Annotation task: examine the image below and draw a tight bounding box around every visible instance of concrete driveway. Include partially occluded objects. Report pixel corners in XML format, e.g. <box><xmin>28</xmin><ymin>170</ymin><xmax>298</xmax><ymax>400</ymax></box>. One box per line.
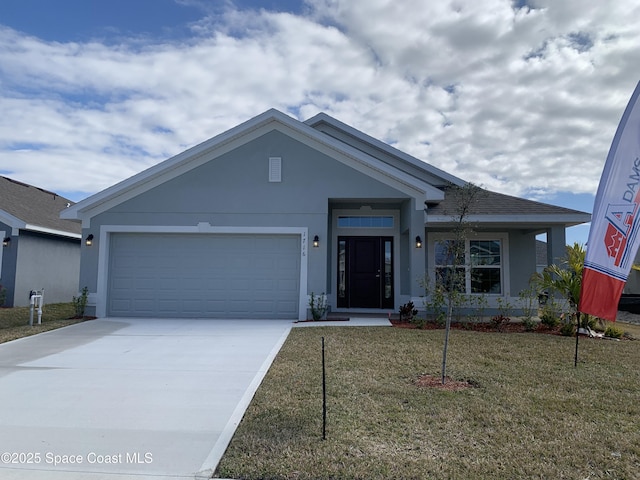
<box><xmin>0</xmin><ymin>318</ymin><xmax>292</xmax><ymax>480</ymax></box>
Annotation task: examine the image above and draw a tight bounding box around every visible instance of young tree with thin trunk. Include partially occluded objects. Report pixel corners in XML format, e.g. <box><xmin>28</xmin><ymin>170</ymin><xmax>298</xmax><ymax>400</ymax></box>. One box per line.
<box><xmin>437</xmin><ymin>183</ymin><xmax>481</xmax><ymax>384</ymax></box>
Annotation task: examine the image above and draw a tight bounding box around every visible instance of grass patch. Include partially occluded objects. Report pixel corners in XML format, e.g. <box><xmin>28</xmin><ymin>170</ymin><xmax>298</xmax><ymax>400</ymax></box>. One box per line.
<box><xmin>216</xmin><ymin>323</ymin><xmax>640</xmax><ymax>480</ymax></box>
<box><xmin>0</xmin><ymin>303</ymin><xmax>85</xmax><ymax>344</ymax></box>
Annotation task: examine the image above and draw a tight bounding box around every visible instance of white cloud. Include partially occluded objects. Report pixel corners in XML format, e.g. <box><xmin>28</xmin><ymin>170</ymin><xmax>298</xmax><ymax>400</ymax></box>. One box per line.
<box><xmin>0</xmin><ymin>0</ymin><xmax>639</xmax><ymax>204</ymax></box>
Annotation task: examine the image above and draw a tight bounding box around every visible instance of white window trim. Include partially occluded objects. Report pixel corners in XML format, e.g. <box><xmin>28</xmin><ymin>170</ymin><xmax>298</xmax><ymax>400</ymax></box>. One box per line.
<box><xmin>95</xmin><ymin>224</ymin><xmax>308</xmax><ymax>320</ymax></box>
<box><xmin>428</xmin><ymin>232</ymin><xmax>510</xmax><ymax>297</ymax></box>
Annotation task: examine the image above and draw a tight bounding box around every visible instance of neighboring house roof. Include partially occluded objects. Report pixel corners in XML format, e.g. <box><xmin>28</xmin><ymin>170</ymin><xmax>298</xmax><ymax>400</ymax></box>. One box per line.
<box><xmin>0</xmin><ymin>176</ymin><xmax>81</xmax><ymax>238</ymax></box>
<box><xmin>426</xmin><ymin>186</ymin><xmax>590</xmax><ymax>227</ymax></box>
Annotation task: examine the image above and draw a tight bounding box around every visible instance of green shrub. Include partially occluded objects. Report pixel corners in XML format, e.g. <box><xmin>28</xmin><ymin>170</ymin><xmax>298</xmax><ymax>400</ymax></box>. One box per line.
<box><xmin>518</xmin><ymin>286</ymin><xmax>537</xmax><ymax>321</ymax></box>
<box><xmin>496</xmin><ymin>297</ymin><xmax>513</xmax><ymax>319</ymax></box>
<box><xmin>560</xmin><ymin>321</ymin><xmax>575</xmax><ymax>336</ymax></box>
<box><xmin>605</xmin><ymin>326</ymin><xmax>623</xmax><ymax>339</ymax></box>
<box><xmin>540</xmin><ymin>310</ymin><xmax>560</xmax><ymax>329</ymax></box>
<box><xmin>410</xmin><ymin>316</ymin><xmax>428</xmax><ymax>329</ymax></box>
<box><xmin>421</xmin><ymin>276</ymin><xmax>447</xmax><ymax>325</ymax></box>
<box><xmin>72</xmin><ymin>286</ymin><xmax>89</xmax><ymax>318</ymax></box>
<box><xmin>468</xmin><ymin>294</ymin><xmax>488</xmax><ymax>323</ymax></box>
<box><xmin>521</xmin><ymin>317</ymin><xmax>537</xmax><ymax>332</ymax></box>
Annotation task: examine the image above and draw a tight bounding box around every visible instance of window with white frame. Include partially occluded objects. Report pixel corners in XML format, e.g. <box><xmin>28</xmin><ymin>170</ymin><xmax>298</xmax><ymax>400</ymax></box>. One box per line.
<box><xmin>432</xmin><ymin>236</ymin><xmax>505</xmax><ymax>294</ymax></box>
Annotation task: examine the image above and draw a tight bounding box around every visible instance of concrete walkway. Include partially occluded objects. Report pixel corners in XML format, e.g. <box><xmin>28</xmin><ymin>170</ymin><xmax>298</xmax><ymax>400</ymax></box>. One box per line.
<box><xmin>293</xmin><ymin>317</ymin><xmax>392</xmax><ymax>328</ymax></box>
<box><xmin>0</xmin><ymin>318</ymin><xmax>292</xmax><ymax>480</ymax></box>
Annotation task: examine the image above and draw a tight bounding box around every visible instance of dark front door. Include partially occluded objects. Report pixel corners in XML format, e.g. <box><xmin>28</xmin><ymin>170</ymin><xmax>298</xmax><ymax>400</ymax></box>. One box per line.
<box><xmin>338</xmin><ymin>236</ymin><xmax>393</xmax><ymax>309</ymax></box>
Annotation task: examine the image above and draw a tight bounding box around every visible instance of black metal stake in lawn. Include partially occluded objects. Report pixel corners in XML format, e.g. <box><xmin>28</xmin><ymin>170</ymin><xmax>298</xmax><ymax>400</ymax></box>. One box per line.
<box><xmin>574</xmin><ymin>312</ymin><xmax>581</xmax><ymax>367</ymax></box>
<box><xmin>322</xmin><ymin>336</ymin><xmax>327</xmax><ymax>440</ymax></box>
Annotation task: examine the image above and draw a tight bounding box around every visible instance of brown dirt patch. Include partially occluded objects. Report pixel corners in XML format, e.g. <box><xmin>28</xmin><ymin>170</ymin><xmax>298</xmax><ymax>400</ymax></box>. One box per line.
<box><xmin>414</xmin><ymin>374</ymin><xmax>476</xmax><ymax>391</ymax></box>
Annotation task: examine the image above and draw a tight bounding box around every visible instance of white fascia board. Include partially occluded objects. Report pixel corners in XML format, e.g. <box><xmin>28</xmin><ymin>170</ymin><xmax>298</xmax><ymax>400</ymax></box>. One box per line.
<box><xmin>24</xmin><ymin>224</ymin><xmax>82</xmax><ymax>239</ymax></box>
<box><xmin>0</xmin><ymin>211</ymin><xmax>81</xmax><ymax>238</ymax></box>
<box><xmin>426</xmin><ymin>213</ymin><xmax>592</xmax><ymax>226</ymax></box>
<box><xmin>305</xmin><ymin>112</ymin><xmax>466</xmax><ymax>187</ymax></box>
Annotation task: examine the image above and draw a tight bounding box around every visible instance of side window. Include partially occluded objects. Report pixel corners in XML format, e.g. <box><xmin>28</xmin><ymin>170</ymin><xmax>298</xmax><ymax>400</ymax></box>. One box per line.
<box><xmin>433</xmin><ymin>238</ymin><xmax>503</xmax><ymax>295</ymax></box>
<box><xmin>470</xmin><ymin>240</ymin><xmax>502</xmax><ymax>294</ymax></box>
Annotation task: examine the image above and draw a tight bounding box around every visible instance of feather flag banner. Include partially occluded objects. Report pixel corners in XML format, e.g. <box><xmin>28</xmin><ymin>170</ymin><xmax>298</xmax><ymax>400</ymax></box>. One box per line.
<box><xmin>579</xmin><ymin>81</ymin><xmax>640</xmax><ymax>321</ymax></box>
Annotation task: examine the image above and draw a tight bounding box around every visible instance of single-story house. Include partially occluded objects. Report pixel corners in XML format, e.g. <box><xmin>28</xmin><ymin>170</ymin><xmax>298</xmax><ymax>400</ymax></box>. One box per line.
<box><xmin>0</xmin><ymin>176</ymin><xmax>81</xmax><ymax>307</ymax></box>
<box><xmin>61</xmin><ymin>109</ymin><xmax>591</xmax><ymax>320</ymax></box>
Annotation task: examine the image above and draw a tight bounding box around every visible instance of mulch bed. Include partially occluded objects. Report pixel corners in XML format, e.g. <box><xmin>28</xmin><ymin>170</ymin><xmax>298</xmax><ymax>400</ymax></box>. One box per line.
<box><xmin>391</xmin><ymin>318</ymin><xmax>551</xmax><ymax>334</ymax></box>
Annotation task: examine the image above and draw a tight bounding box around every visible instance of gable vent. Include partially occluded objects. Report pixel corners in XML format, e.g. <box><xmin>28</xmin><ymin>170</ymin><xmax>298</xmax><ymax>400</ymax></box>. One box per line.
<box><xmin>269</xmin><ymin>157</ymin><xmax>282</xmax><ymax>182</ymax></box>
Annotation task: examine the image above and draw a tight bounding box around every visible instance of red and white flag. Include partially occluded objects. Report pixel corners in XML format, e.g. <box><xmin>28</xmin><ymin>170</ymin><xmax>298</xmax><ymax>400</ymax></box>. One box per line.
<box><xmin>579</xmin><ymin>81</ymin><xmax>640</xmax><ymax>321</ymax></box>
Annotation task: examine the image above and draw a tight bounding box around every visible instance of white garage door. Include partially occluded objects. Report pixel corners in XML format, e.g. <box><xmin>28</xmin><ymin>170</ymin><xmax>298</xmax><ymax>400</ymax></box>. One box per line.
<box><xmin>108</xmin><ymin>233</ymin><xmax>301</xmax><ymax>318</ymax></box>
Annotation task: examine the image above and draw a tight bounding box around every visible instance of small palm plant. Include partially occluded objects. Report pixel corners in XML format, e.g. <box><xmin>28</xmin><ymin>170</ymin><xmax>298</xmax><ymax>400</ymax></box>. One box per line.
<box><xmin>531</xmin><ymin>243</ymin><xmax>584</xmax><ymax>323</ymax></box>
<box><xmin>531</xmin><ymin>243</ymin><xmax>588</xmax><ymax>366</ymax></box>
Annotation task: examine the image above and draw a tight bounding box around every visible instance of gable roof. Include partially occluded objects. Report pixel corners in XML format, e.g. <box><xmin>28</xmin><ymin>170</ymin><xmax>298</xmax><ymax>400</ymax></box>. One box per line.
<box><xmin>62</xmin><ymin>109</ymin><xmax>444</xmax><ymax>224</ymax></box>
<box><xmin>426</xmin><ymin>186</ymin><xmax>591</xmax><ymax>227</ymax></box>
<box><xmin>0</xmin><ymin>176</ymin><xmax>81</xmax><ymax>238</ymax></box>
<box><xmin>60</xmin><ymin>108</ymin><xmax>591</xmax><ymax>230</ymax></box>
<box><xmin>305</xmin><ymin>113</ymin><xmax>590</xmax><ymax>227</ymax></box>
<box><xmin>305</xmin><ymin>112</ymin><xmax>465</xmax><ymax>187</ymax></box>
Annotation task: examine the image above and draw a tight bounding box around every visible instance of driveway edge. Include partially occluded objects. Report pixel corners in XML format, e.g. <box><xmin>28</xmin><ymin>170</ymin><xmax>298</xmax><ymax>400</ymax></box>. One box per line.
<box><xmin>196</xmin><ymin>323</ymin><xmax>293</xmax><ymax>478</ymax></box>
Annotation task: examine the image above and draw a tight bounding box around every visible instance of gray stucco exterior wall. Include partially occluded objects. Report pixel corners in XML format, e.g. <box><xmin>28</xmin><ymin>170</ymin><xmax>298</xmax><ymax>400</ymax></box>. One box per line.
<box><xmin>508</xmin><ymin>231</ymin><xmax>538</xmax><ymax>296</ymax></box>
<box><xmin>80</xmin><ymin>131</ymin><xmax>420</xmax><ymax>317</ymax></box>
<box><xmin>13</xmin><ymin>232</ymin><xmax>81</xmax><ymax>307</ymax></box>
<box><xmin>68</xmin><ymin>111</ymin><xmax>586</xmax><ymax>319</ymax></box>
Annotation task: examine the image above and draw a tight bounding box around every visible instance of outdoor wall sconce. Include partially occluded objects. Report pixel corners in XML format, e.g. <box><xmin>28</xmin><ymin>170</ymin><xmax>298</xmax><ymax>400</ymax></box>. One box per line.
<box><xmin>313</xmin><ymin>235</ymin><xmax>319</xmax><ymax>248</ymax></box>
<box><xmin>415</xmin><ymin>236</ymin><xmax>422</xmax><ymax>248</ymax></box>
<box><xmin>2</xmin><ymin>237</ymin><xmax>10</xmax><ymax>247</ymax></box>
<box><xmin>85</xmin><ymin>234</ymin><xmax>94</xmax><ymax>247</ymax></box>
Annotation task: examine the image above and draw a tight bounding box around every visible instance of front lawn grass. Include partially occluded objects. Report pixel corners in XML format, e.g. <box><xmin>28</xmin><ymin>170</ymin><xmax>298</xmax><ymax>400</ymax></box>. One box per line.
<box><xmin>0</xmin><ymin>302</ymin><xmax>83</xmax><ymax>344</ymax></box>
<box><xmin>216</xmin><ymin>323</ymin><xmax>640</xmax><ymax>480</ymax></box>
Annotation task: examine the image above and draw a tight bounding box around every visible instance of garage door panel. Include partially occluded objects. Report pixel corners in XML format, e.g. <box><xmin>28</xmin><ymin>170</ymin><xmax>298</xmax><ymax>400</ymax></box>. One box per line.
<box><xmin>134</xmin><ymin>299</ymin><xmax>155</xmax><ymax>314</ymax></box>
<box><xmin>278</xmin><ymin>278</ymin><xmax>299</xmax><ymax>291</ymax></box>
<box><xmin>276</xmin><ymin>301</ymin><xmax>297</xmax><ymax>315</ymax></box>
<box><xmin>111</xmin><ymin>299</ymin><xmax>131</xmax><ymax>311</ymax></box>
<box><xmin>254</xmin><ymin>301</ymin><xmax>275</xmax><ymax>313</ymax></box>
<box><xmin>254</xmin><ymin>279</ymin><xmax>274</xmax><ymax>291</ymax></box>
<box><xmin>108</xmin><ymin>233</ymin><xmax>300</xmax><ymax>318</ymax></box>
<box><xmin>158</xmin><ymin>299</ymin><xmax>179</xmax><ymax>312</ymax></box>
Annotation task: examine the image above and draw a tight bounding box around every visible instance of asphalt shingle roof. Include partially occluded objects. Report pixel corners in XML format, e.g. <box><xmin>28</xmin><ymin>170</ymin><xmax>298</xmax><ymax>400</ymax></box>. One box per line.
<box><xmin>0</xmin><ymin>176</ymin><xmax>81</xmax><ymax>236</ymax></box>
<box><xmin>426</xmin><ymin>186</ymin><xmax>590</xmax><ymax>219</ymax></box>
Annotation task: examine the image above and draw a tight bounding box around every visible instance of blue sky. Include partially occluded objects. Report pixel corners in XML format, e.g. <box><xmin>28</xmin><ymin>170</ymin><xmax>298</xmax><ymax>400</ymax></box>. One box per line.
<box><xmin>1</xmin><ymin>0</ymin><xmax>639</xmax><ymax>246</ymax></box>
